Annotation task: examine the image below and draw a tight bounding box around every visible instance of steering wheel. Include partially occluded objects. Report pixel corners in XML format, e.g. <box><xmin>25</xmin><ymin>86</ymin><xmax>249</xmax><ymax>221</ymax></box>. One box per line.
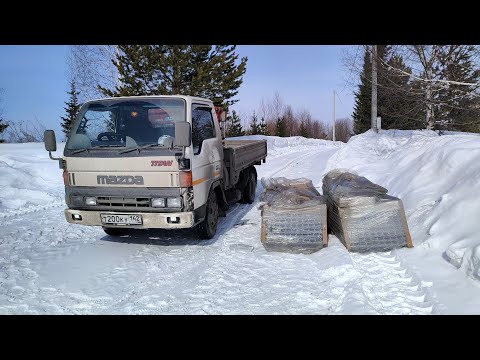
<box><xmin>97</xmin><ymin>132</ymin><xmax>123</xmax><ymax>142</ymax></box>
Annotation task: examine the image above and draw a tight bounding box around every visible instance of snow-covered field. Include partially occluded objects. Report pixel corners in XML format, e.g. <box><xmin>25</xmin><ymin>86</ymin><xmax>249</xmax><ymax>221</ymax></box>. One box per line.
<box><xmin>1</xmin><ymin>132</ymin><xmax>480</xmax><ymax>314</ymax></box>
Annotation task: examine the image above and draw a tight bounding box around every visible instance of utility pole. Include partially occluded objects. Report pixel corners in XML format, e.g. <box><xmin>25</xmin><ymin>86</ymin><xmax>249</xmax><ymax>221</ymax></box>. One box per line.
<box><xmin>371</xmin><ymin>45</ymin><xmax>378</xmax><ymax>133</ymax></box>
<box><xmin>333</xmin><ymin>90</ymin><xmax>336</xmax><ymax>142</ymax></box>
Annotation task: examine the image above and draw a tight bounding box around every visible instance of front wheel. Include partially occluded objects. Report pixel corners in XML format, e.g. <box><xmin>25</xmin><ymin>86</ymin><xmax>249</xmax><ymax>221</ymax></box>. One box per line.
<box><xmin>103</xmin><ymin>227</ymin><xmax>128</xmax><ymax>236</ymax></box>
<box><xmin>197</xmin><ymin>188</ymin><xmax>219</xmax><ymax>239</ymax></box>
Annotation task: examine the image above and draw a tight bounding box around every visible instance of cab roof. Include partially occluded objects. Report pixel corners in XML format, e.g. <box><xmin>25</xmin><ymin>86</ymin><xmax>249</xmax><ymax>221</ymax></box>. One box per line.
<box><xmin>87</xmin><ymin>95</ymin><xmax>213</xmax><ymax>105</ymax></box>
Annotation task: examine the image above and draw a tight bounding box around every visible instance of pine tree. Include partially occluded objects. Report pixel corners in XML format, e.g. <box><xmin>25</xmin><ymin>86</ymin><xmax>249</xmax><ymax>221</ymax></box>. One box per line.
<box><xmin>352</xmin><ymin>50</ymin><xmax>373</xmax><ymax>134</ymax></box>
<box><xmin>259</xmin><ymin>117</ymin><xmax>269</xmax><ymax>135</ymax></box>
<box><xmin>225</xmin><ymin>110</ymin><xmax>244</xmax><ymax>137</ymax></box>
<box><xmin>436</xmin><ymin>45</ymin><xmax>480</xmax><ymax>132</ymax></box>
<box><xmin>353</xmin><ymin>45</ymin><xmax>392</xmax><ymax>134</ymax></box>
<box><xmin>100</xmin><ymin>45</ymin><xmax>247</xmax><ymax>107</ymax></box>
<box><xmin>299</xmin><ymin>121</ymin><xmax>309</xmax><ymax>137</ymax></box>
<box><xmin>353</xmin><ymin>46</ymin><xmax>418</xmax><ymax>134</ymax></box>
<box><xmin>275</xmin><ymin>117</ymin><xmax>287</xmax><ymax>137</ymax></box>
<box><xmin>61</xmin><ymin>79</ymin><xmax>81</xmax><ymax>138</ymax></box>
<box><xmin>380</xmin><ymin>54</ymin><xmax>420</xmax><ymax>130</ymax></box>
<box><xmin>249</xmin><ymin>111</ymin><xmax>260</xmax><ymax>135</ymax></box>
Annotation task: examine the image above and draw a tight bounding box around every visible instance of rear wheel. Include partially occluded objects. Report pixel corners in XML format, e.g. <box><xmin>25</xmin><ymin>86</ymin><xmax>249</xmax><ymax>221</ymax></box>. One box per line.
<box><xmin>102</xmin><ymin>227</ymin><xmax>128</xmax><ymax>236</ymax></box>
<box><xmin>241</xmin><ymin>170</ymin><xmax>257</xmax><ymax>204</ymax></box>
<box><xmin>197</xmin><ymin>188</ymin><xmax>219</xmax><ymax>239</ymax></box>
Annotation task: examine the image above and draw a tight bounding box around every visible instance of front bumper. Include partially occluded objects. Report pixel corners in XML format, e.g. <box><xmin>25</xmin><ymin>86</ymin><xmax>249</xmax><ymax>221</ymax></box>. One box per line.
<box><xmin>64</xmin><ymin>209</ymin><xmax>195</xmax><ymax>229</ymax></box>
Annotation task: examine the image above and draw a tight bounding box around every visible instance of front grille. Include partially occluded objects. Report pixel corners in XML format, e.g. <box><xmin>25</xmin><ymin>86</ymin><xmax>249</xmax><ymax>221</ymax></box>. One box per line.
<box><xmin>96</xmin><ymin>196</ymin><xmax>150</xmax><ymax>208</ymax></box>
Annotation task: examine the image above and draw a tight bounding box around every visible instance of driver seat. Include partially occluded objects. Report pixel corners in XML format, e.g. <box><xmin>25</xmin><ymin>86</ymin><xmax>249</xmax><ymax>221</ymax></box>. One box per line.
<box><xmin>127</xmin><ymin>114</ymin><xmax>157</xmax><ymax>143</ymax></box>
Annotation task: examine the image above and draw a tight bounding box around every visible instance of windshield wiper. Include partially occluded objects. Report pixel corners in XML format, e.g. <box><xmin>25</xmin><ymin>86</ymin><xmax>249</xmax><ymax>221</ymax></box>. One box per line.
<box><xmin>118</xmin><ymin>143</ymin><xmax>164</xmax><ymax>154</ymax></box>
<box><xmin>71</xmin><ymin>145</ymin><xmax>124</xmax><ymax>155</ymax></box>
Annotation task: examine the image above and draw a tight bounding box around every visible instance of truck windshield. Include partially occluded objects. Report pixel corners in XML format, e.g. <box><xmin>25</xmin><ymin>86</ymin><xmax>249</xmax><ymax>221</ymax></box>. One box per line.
<box><xmin>65</xmin><ymin>98</ymin><xmax>186</xmax><ymax>150</ymax></box>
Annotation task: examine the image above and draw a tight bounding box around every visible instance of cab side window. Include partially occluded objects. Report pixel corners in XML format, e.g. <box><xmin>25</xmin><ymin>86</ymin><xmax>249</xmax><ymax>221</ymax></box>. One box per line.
<box><xmin>192</xmin><ymin>107</ymin><xmax>216</xmax><ymax>155</ymax></box>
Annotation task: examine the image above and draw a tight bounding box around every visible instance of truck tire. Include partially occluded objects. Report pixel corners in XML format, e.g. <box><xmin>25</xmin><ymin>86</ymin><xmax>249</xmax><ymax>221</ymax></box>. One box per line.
<box><xmin>197</xmin><ymin>188</ymin><xmax>219</xmax><ymax>239</ymax></box>
<box><xmin>241</xmin><ymin>170</ymin><xmax>257</xmax><ymax>204</ymax></box>
<box><xmin>103</xmin><ymin>227</ymin><xmax>128</xmax><ymax>236</ymax></box>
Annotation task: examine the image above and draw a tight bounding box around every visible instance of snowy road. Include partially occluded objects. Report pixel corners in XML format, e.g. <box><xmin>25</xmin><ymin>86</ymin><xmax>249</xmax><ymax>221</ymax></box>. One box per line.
<box><xmin>0</xmin><ymin>142</ymin><xmax>437</xmax><ymax>314</ymax></box>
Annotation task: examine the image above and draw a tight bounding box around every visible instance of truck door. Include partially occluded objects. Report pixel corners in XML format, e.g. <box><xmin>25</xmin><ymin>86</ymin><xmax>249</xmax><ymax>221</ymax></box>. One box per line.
<box><xmin>191</xmin><ymin>104</ymin><xmax>223</xmax><ymax>209</ymax></box>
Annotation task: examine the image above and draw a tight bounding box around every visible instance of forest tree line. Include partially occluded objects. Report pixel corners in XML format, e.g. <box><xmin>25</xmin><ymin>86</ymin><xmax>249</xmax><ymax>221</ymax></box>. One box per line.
<box><xmin>348</xmin><ymin>45</ymin><xmax>480</xmax><ymax>134</ymax></box>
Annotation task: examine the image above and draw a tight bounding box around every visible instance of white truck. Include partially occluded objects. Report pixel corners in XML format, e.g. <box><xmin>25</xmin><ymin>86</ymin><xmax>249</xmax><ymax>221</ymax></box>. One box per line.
<box><xmin>44</xmin><ymin>95</ymin><xmax>267</xmax><ymax>239</ymax></box>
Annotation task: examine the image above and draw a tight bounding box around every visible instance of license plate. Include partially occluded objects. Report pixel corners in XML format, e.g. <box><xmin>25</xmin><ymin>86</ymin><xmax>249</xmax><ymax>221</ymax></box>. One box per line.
<box><xmin>101</xmin><ymin>214</ymin><xmax>143</xmax><ymax>225</ymax></box>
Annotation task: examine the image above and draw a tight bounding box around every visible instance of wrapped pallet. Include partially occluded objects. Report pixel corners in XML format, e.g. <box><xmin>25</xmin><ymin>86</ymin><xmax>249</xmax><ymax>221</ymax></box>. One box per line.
<box><xmin>259</xmin><ymin>177</ymin><xmax>327</xmax><ymax>254</ymax></box>
<box><xmin>322</xmin><ymin>170</ymin><xmax>413</xmax><ymax>252</ymax></box>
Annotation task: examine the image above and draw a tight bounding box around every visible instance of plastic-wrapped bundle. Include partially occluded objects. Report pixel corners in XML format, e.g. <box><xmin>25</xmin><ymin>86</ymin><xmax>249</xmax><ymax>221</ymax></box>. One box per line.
<box><xmin>322</xmin><ymin>170</ymin><xmax>412</xmax><ymax>252</ymax></box>
<box><xmin>260</xmin><ymin>177</ymin><xmax>327</xmax><ymax>254</ymax></box>
<box><xmin>260</xmin><ymin>177</ymin><xmax>322</xmax><ymax>207</ymax></box>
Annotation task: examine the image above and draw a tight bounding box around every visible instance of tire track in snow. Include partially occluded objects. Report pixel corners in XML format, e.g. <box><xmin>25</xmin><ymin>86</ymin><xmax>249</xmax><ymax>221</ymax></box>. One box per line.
<box><xmin>82</xmin><ymin>202</ymin><xmax>257</xmax><ymax>314</ymax></box>
<box><xmin>0</xmin><ymin>200</ymin><xmax>64</xmax><ymax>219</ymax></box>
<box><xmin>348</xmin><ymin>251</ymin><xmax>437</xmax><ymax>314</ymax></box>
<box><xmin>0</xmin><ymin>192</ymin><xmax>257</xmax><ymax>314</ymax></box>
<box><xmin>264</xmin><ymin>150</ymin><xmax>315</xmax><ymax>178</ymax></box>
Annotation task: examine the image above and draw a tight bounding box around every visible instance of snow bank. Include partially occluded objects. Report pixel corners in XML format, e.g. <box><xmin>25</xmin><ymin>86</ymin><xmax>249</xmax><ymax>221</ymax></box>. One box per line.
<box><xmin>0</xmin><ymin>143</ymin><xmax>65</xmax><ymax>214</ymax></box>
<box><xmin>227</xmin><ymin>135</ymin><xmax>341</xmax><ymax>156</ymax></box>
<box><xmin>325</xmin><ymin>129</ymin><xmax>480</xmax><ymax>280</ymax></box>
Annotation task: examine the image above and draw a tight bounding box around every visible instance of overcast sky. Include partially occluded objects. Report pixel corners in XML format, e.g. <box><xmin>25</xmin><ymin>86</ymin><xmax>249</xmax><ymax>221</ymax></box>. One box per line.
<box><xmin>0</xmin><ymin>45</ymin><xmax>355</xmax><ymax>135</ymax></box>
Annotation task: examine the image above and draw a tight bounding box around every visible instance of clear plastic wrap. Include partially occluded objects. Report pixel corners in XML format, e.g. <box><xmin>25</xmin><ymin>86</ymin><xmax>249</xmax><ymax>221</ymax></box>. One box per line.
<box><xmin>260</xmin><ymin>177</ymin><xmax>322</xmax><ymax>208</ymax></box>
<box><xmin>260</xmin><ymin>177</ymin><xmax>327</xmax><ymax>254</ymax></box>
<box><xmin>322</xmin><ymin>170</ymin><xmax>412</xmax><ymax>252</ymax></box>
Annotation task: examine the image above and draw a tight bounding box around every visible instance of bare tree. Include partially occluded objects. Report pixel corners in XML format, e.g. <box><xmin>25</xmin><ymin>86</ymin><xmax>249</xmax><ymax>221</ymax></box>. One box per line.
<box><xmin>283</xmin><ymin>104</ymin><xmax>296</xmax><ymax>136</ymax></box>
<box><xmin>271</xmin><ymin>91</ymin><xmax>285</xmax><ymax>121</ymax></box>
<box><xmin>4</xmin><ymin>116</ymin><xmax>46</xmax><ymax>143</ymax></box>
<box><xmin>392</xmin><ymin>45</ymin><xmax>480</xmax><ymax>130</ymax></box>
<box><xmin>296</xmin><ymin>108</ymin><xmax>313</xmax><ymax>137</ymax></box>
<box><xmin>257</xmin><ymin>91</ymin><xmax>286</xmax><ymax>136</ymax></box>
<box><xmin>334</xmin><ymin>118</ymin><xmax>353</xmax><ymax>143</ymax></box>
<box><xmin>312</xmin><ymin>121</ymin><xmax>329</xmax><ymax>139</ymax></box>
<box><xmin>341</xmin><ymin>45</ymin><xmax>367</xmax><ymax>90</ymax></box>
<box><xmin>67</xmin><ymin>45</ymin><xmax>119</xmax><ymax>103</ymax></box>
<box><xmin>248</xmin><ymin>92</ymin><xmax>331</xmax><ymax>139</ymax></box>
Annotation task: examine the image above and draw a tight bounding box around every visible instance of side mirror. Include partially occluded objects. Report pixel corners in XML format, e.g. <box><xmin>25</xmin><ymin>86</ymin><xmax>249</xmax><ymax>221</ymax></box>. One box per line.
<box><xmin>44</xmin><ymin>130</ymin><xmax>57</xmax><ymax>152</ymax></box>
<box><xmin>175</xmin><ymin>122</ymin><xmax>191</xmax><ymax>147</ymax></box>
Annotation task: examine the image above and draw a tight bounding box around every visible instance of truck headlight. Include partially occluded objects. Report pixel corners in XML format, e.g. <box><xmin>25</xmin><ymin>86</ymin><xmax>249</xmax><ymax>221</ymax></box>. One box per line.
<box><xmin>151</xmin><ymin>198</ymin><xmax>165</xmax><ymax>208</ymax></box>
<box><xmin>167</xmin><ymin>197</ymin><xmax>182</xmax><ymax>208</ymax></box>
<box><xmin>85</xmin><ymin>197</ymin><xmax>97</xmax><ymax>206</ymax></box>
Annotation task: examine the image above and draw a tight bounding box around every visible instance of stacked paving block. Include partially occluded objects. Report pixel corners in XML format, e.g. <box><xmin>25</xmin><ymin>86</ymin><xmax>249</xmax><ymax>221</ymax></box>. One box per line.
<box><xmin>260</xmin><ymin>177</ymin><xmax>327</xmax><ymax>254</ymax></box>
<box><xmin>322</xmin><ymin>170</ymin><xmax>413</xmax><ymax>252</ymax></box>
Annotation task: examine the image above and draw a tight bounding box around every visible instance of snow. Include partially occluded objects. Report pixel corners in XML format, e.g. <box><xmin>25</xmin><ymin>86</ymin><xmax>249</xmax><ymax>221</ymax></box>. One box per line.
<box><xmin>1</xmin><ymin>132</ymin><xmax>480</xmax><ymax>314</ymax></box>
<box><xmin>0</xmin><ymin>143</ymin><xmax>65</xmax><ymax>215</ymax></box>
<box><xmin>325</xmin><ymin>129</ymin><xmax>480</xmax><ymax>281</ymax></box>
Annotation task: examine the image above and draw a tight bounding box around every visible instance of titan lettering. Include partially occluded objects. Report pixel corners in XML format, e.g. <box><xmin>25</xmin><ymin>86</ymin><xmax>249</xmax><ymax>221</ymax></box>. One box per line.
<box><xmin>151</xmin><ymin>160</ymin><xmax>173</xmax><ymax>167</ymax></box>
<box><xmin>97</xmin><ymin>175</ymin><xmax>144</xmax><ymax>185</ymax></box>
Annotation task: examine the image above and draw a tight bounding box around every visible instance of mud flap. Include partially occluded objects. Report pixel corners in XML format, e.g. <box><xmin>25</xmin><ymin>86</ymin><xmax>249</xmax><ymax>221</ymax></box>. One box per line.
<box><xmin>213</xmin><ymin>183</ymin><xmax>229</xmax><ymax>217</ymax></box>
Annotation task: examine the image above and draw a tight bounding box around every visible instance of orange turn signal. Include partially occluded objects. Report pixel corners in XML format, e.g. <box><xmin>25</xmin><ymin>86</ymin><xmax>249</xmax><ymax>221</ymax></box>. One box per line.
<box><xmin>179</xmin><ymin>171</ymin><xmax>192</xmax><ymax>187</ymax></box>
<box><xmin>63</xmin><ymin>170</ymin><xmax>69</xmax><ymax>186</ymax></box>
